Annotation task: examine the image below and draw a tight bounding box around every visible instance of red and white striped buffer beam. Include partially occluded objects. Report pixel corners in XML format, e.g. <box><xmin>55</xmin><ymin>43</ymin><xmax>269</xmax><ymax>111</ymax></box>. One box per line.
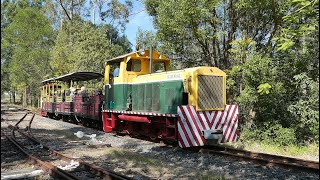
<box><xmin>177</xmin><ymin>105</ymin><xmax>239</xmax><ymax>148</ymax></box>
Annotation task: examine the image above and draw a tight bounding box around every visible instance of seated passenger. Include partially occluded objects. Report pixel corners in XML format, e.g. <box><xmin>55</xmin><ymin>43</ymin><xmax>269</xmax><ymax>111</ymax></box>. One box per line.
<box><xmin>95</xmin><ymin>89</ymin><xmax>102</xmax><ymax>96</ymax></box>
<box><xmin>70</xmin><ymin>87</ymin><xmax>76</xmax><ymax>100</ymax></box>
<box><xmin>66</xmin><ymin>90</ymin><xmax>71</xmax><ymax>96</ymax></box>
<box><xmin>61</xmin><ymin>90</ymin><xmax>65</xmax><ymax>102</ymax></box>
<box><xmin>80</xmin><ymin>86</ymin><xmax>89</xmax><ymax>101</ymax></box>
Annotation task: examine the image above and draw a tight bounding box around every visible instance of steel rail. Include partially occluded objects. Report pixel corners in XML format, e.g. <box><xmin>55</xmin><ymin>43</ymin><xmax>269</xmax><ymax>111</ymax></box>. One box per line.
<box><xmin>199</xmin><ymin>145</ymin><xmax>319</xmax><ymax>172</ymax></box>
<box><xmin>2</xmin><ymin>129</ymin><xmax>79</xmax><ymax>180</ymax></box>
<box><xmin>5</xmin><ymin>116</ymin><xmax>132</xmax><ymax>180</ymax></box>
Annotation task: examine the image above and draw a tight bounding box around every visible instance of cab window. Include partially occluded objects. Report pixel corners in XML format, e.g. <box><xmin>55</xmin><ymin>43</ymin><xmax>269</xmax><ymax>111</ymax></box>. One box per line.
<box><xmin>153</xmin><ymin>61</ymin><xmax>166</xmax><ymax>72</ymax></box>
<box><xmin>126</xmin><ymin>59</ymin><xmax>141</xmax><ymax>72</ymax></box>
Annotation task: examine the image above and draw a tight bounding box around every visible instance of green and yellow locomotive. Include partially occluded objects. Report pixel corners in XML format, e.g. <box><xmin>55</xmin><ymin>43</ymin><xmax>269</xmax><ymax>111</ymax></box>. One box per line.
<box><xmin>102</xmin><ymin>50</ymin><xmax>238</xmax><ymax>148</ymax></box>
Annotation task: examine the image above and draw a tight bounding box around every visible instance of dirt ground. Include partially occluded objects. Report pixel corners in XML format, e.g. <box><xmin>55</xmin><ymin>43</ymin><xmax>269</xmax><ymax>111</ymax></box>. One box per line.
<box><xmin>1</xmin><ymin>103</ymin><xmax>319</xmax><ymax>180</ymax></box>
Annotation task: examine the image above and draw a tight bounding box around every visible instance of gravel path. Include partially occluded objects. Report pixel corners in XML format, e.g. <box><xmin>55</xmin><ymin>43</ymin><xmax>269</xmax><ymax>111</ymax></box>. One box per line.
<box><xmin>1</xmin><ymin>104</ymin><xmax>319</xmax><ymax>180</ymax></box>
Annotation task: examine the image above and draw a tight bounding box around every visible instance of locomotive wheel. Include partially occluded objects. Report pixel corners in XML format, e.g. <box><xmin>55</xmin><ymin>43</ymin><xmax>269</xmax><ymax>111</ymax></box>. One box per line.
<box><xmin>54</xmin><ymin>113</ymin><xmax>62</xmax><ymax>120</ymax></box>
<box><xmin>47</xmin><ymin>113</ymin><xmax>54</xmax><ymax>119</ymax></box>
<box><xmin>150</xmin><ymin>137</ymin><xmax>157</xmax><ymax>141</ymax></box>
<box><xmin>82</xmin><ymin>119</ymin><xmax>91</xmax><ymax>127</ymax></box>
<box><xmin>73</xmin><ymin>115</ymin><xmax>81</xmax><ymax>124</ymax></box>
<box><xmin>62</xmin><ymin>115</ymin><xmax>68</xmax><ymax>122</ymax></box>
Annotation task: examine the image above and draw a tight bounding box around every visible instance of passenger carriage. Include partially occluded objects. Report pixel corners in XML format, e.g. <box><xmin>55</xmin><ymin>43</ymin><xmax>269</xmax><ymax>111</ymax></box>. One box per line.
<box><xmin>40</xmin><ymin>72</ymin><xmax>104</xmax><ymax>126</ymax></box>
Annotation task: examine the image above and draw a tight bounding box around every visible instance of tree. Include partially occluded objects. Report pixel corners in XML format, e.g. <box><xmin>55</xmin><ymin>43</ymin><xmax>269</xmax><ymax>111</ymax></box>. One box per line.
<box><xmin>51</xmin><ymin>20</ymin><xmax>131</xmax><ymax>76</ymax></box>
<box><xmin>98</xmin><ymin>0</ymin><xmax>133</xmax><ymax>31</ymax></box>
<box><xmin>97</xmin><ymin>24</ymin><xmax>132</xmax><ymax>53</ymax></box>
<box><xmin>135</xmin><ymin>27</ymin><xmax>158</xmax><ymax>50</ymax></box>
<box><xmin>145</xmin><ymin>0</ymin><xmax>319</xmax><ymax>145</ymax></box>
<box><xmin>145</xmin><ymin>0</ymin><xmax>225</xmax><ymax>68</ymax></box>
<box><xmin>3</xmin><ymin>7</ymin><xmax>54</xmax><ymax>106</ymax></box>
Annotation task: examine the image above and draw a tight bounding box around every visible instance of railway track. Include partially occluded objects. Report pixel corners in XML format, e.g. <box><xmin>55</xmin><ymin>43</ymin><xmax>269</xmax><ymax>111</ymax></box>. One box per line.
<box><xmin>3</xmin><ymin>106</ymin><xmax>319</xmax><ymax>175</ymax></box>
<box><xmin>198</xmin><ymin>145</ymin><xmax>319</xmax><ymax>173</ymax></box>
<box><xmin>2</xmin><ymin>113</ymin><xmax>132</xmax><ymax>180</ymax></box>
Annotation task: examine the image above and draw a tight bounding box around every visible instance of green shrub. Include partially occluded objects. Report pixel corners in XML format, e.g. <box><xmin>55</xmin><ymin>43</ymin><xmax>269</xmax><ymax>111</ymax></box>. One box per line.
<box><xmin>240</xmin><ymin>124</ymin><xmax>296</xmax><ymax>146</ymax></box>
<box><xmin>272</xmin><ymin>125</ymin><xmax>296</xmax><ymax>146</ymax></box>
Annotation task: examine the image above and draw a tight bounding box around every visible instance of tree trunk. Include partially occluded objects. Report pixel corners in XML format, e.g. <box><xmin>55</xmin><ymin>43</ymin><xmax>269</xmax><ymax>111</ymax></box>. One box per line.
<box><xmin>23</xmin><ymin>88</ymin><xmax>27</xmax><ymax>107</ymax></box>
<box><xmin>70</xmin><ymin>0</ymin><xmax>73</xmax><ymax>20</ymax></box>
<box><xmin>93</xmin><ymin>0</ymin><xmax>97</xmax><ymax>24</ymax></box>
<box><xmin>20</xmin><ymin>93</ymin><xmax>22</xmax><ymax>105</ymax></box>
<box><xmin>12</xmin><ymin>91</ymin><xmax>16</xmax><ymax>104</ymax></box>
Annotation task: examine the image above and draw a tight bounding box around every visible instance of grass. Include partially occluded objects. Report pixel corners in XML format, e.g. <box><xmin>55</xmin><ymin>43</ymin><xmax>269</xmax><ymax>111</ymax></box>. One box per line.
<box><xmin>227</xmin><ymin>141</ymin><xmax>319</xmax><ymax>161</ymax></box>
<box><xmin>103</xmin><ymin>148</ymin><xmax>224</xmax><ymax>179</ymax></box>
<box><xmin>1</xmin><ymin>95</ymin><xmax>40</xmax><ymax>113</ymax></box>
<box><xmin>196</xmin><ymin>173</ymin><xmax>226</xmax><ymax>180</ymax></box>
<box><xmin>108</xmin><ymin>149</ymin><xmax>159</xmax><ymax>166</ymax></box>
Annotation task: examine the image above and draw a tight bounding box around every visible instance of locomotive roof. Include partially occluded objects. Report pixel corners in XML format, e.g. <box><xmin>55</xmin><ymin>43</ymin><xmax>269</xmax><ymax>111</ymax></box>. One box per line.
<box><xmin>41</xmin><ymin>72</ymin><xmax>103</xmax><ymax>84</ymax></box>
<box><xmin>105</xmin><ymin>50</ymin><xmax>169</xmax><ymax>63</ymax></box>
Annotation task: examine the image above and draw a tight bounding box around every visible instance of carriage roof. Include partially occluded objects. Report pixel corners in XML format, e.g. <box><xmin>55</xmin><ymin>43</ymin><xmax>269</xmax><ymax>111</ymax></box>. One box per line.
<box><xmin>41</xmin><ymin>72</ymin><xmax>103</xmax><ymax>84</ymax></box>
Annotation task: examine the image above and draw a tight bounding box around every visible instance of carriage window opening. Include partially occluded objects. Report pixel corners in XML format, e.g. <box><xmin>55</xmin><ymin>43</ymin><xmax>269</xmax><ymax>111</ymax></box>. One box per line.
<box><xmin>153</xmin><ymin>62</ymin><xmax>166</xmax><ymax>73</ymax></box>
<box><xmin>126</xmin><ymin>59</ymin><xmax>141</xmax><ymax>72</ymax></box>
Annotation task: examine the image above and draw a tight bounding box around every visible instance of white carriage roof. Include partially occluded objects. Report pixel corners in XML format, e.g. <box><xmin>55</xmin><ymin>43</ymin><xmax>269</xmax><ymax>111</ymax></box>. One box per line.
<box><xmin>41</xmin><ymin>72</ymin><xmax>103</xmax><ymax>84</ymax></box>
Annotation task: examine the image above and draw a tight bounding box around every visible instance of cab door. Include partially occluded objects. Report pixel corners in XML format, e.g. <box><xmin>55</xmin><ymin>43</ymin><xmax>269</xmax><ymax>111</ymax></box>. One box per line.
<box><xmin>103</xmin><ymin>64</ymin><xmax>112</xmax><ymax>109</ymax></box>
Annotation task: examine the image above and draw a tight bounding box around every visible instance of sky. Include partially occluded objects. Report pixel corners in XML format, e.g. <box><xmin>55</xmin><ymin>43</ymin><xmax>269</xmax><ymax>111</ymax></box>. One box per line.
<box><xmin>85</xmin><ymin>0</ymin><xmax>155</xmax><ymax>50</ymax></box>
<box><xmin>124</xmin><ymin>0</ymin><xmax>155</xmax><ymax>49</ymax></box>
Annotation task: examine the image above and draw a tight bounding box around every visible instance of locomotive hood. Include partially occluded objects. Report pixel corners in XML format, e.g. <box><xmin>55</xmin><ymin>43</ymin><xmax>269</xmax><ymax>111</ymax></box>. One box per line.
<box><xmin>132</xmin><ymin>66</ymin><xmax>227</xmax><ymax>111</ymax></box>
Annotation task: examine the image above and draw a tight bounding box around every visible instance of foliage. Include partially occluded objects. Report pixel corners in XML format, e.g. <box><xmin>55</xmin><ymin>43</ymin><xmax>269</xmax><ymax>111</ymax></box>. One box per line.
<box><xmin>145</xmin><ymin>0</ymin><xmax>224</xmax><ymax>68</ymax></box>
<box><xmin>1</xmin><ymin>0</ymin><xmax>132</xmax><ymax>105</ymax></box>
<box><xmin>228</xmin><ymin>49</ymin><xmax>318</xmax><ymax>144</ymax></box>
<box><xmin>98</xmin><ymin>24</ymin><xmax>132</xmax><ymax>53</ymax></box>
<box><xmin>1</xmin><ymin>0</ymin><xmax>44</xmax><ymax>97</ymax></box>
<box><xmin>257</xmin><ymin>83</ymin><xmax>272</xmax><ymax>95</ymax></box>
<box><xmin>51</xmin><ymin>20</ymin><xmax>131</xmax><ymax>76</ymax></box>
<box><xmin>288</xmin><ymin>73</ymin><xmax>319</xmax><ymax>143</ymax></box>
<box><xmin>136</xmin><ymin>27</ymin><xmax>158</xmax><ymax>50</ymax></box>
<box><xmin>237</xmin><ymin>134</ymin><xmax>319</xmax><ymax>159</ymax></box>
<box><xmin>240</xmin><ymin>124</ymin><xmax>296</xmax><ymax>146</ymax></box>
<box><xmin>99</xmin><ymin>0</ymin><xmax>133</xmax><ymax>31</ymax></box>
<box><xmin>2</xmin><ymin>6</ymin><xmax>53</xmax><ymax>105</ymax></box>
<box><xmin>273</xmin><ymin>0</ymin><xmax>318</xmax><ymax>51</ymax></box>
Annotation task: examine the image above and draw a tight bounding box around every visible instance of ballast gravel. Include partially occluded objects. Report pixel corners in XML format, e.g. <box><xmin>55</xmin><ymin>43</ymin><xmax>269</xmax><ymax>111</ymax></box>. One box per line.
<box><xmin>1</xmin><ymin>104</ymin><xmax>319</xmax><ymax>180</ymax></box>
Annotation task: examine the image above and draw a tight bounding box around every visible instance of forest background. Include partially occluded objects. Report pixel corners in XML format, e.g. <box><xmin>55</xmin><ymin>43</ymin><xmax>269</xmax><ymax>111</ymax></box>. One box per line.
<box><xmin>1</xmin><ymin>0</ymin><xmax>319</xmax><ymax>155</ymax></box>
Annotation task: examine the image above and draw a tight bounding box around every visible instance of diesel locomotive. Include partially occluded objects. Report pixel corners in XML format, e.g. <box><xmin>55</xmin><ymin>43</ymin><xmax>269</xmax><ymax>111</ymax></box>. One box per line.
<box><xmin>40</xmin><ymin>50</ymin><xmax>239</xmax><ymax>148</ymax></box>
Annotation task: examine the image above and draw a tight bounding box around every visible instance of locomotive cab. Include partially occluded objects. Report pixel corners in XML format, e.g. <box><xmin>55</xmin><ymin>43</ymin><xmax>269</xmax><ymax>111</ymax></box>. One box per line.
<box><xmin>104</xmin><ymin>50</ymin><xmax>171</xmax><ymax>111</ymax></box>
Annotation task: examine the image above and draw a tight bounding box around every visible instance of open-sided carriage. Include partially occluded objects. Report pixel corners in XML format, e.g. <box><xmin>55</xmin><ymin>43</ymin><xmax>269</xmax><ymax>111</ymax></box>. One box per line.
<box><xmin>40</xmin><ymin>72</ymin><xmax>104</xmax><ymax>126</ymax></box>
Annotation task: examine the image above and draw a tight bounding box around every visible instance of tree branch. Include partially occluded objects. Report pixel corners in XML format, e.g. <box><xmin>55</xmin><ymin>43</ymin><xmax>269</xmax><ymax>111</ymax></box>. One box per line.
<box><xmin>56</xmin><ymin>0</ymin><xmax>72</xmax><ymax>20</ymax></box>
